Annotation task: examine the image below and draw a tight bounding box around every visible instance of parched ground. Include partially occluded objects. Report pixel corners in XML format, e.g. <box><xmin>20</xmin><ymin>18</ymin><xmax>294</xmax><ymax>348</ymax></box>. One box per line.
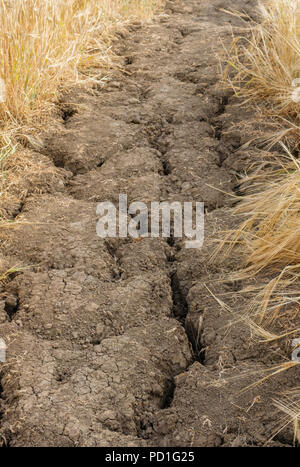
<box><xmin>0</xmin><ymin>0</ymin><xmax>299</xmax><ymax>447</ymax></box>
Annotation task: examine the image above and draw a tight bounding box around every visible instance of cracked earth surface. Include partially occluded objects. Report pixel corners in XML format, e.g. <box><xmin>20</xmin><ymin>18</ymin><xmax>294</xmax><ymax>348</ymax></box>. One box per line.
<box><xmin>0</xmin><ymin>0</ymin><xmax>299</xmax><ymax>447</ymax></box>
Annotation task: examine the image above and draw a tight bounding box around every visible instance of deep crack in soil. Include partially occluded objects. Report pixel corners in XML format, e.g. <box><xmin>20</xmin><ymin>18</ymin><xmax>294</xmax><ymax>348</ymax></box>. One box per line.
<box><xmin>0</xmin><ymin>0</ymin><xmax>299</xmax><ymax>447</ymax></box>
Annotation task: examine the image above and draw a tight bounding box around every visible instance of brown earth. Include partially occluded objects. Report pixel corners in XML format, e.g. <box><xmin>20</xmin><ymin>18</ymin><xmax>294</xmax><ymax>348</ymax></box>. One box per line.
<box><xmin>0</xmin><ymin>0</ymin><xmax>299</xmax><ymax>447</ymax></box>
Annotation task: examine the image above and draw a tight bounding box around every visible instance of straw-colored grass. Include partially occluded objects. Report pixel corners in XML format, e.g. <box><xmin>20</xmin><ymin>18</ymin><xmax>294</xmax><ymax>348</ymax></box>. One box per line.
<box><xmin>223</xmin><ymin>0</ymin><xmax>300</xmax><ymax>336</ymax></box>
<box><xmin>0</xmin><ymin>0</ymin><xmax>164</xmax><ymax>127</ymax></box>
<box><xmin>226</xmin><ymin>0</ymin><xmax>300</xmax><ymax>116</ymax></box>
<box><xmin>223</xmin><ymin>0</ymin><xmax>300</xmax><ymax>441</ymax></box>
<box><xmin>273</xmin><ymin>392</ymin><xmax>300</xmax><ymax>444</ymax></box>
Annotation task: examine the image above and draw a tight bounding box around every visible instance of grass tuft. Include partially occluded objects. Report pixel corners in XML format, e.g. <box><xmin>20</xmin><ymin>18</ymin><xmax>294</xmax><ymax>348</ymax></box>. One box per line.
<box><xmin>0</xmin><ymin>0</ymin><xmax>165</xmax><ymax>126</ymax></box>
<box><xmin>222</xmin><ymin>0</ymin><xmax>300</xmax><ymax>441</ymax></box>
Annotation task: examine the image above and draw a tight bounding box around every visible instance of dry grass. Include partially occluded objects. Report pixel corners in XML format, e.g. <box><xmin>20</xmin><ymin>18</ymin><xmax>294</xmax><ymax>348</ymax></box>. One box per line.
<box><xmin>0</xmin><ymin>0</ymin><xmax>164</xmax><ymax>127</ymax></box>
<box><xmin>225</xmin><ymin>147</ymin><xmax>300</xmax><ymax>273</ymax></box>
<box><xmin>225</xmin><ymin>1</ymin><xmax>300</xmax><ymax>116</ymax></box>
<box><xmin>224</xmin><ymin>0</ymin><xmax>300</xmax><ymax>150</ymax></box>
<box><xmin>273</xmin><ymin>393</ymin><xmax>300</xmax><ymax>444</ymax></box>
<box><xmin>222</xmin><ymin>0</ymin><xmax>300</xmax><ymax>441</ymax></box>
<box><xmin>223</xmin><ymin>0</ymin><xmax>300</xmax><ymax>333</ymax></box>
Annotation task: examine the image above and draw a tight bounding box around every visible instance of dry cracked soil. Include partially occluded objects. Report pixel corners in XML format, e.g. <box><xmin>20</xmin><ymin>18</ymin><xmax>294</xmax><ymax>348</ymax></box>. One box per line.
<box><xmin>0</xmin><ymin>0</ymin><xmax>299</xmax><ymax>447</ymax></box>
